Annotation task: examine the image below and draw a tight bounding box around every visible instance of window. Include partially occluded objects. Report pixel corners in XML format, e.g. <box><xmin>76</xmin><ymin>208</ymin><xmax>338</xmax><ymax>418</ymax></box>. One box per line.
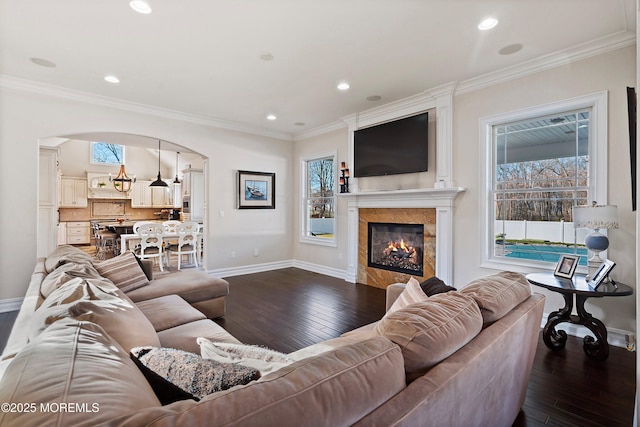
<box><xmin>91</xmin><ymin>142</ymin><xmax>125</xmax><ymax>165</ymax></box>
<box><xmin>480</xmin><ymin>93</ymin><xmax>607</xmax><ymax>270</ymax></box>
<box><xmin>301</xmin><ymin>154</ymin><xmax>336</xmax><ymax>246</ymax></box>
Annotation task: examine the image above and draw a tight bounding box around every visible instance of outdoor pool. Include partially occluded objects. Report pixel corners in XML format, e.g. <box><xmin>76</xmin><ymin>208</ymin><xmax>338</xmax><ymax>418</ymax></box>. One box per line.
<box><xmin>502</xmin><ymin>244</ymin><xmax>588</xmax><ymax>265</ymax></box>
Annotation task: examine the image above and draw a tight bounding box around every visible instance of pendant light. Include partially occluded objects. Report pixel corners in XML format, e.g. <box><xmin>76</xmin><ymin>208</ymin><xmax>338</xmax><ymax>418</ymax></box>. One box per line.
<box><xmin>110</xmin><ymin>164</ymin><xmax>136</xmax><ymax>193</ymax></box>
<box><xmin>173</xmin><ymin>152</ymin><xmax>181</xmax><ymax>185</ymax></box>
<box><xmin>150</xmin><ymin>140</ymin><xmax>169</xmax><ymax>187</ymax></box>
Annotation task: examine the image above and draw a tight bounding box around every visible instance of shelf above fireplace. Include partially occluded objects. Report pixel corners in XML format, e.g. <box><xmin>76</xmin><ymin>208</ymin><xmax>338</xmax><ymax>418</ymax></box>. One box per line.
<box><xmin>339</xmin><ymin>187</ymin><xmax>465</xmax><ymax>209</ymax></box>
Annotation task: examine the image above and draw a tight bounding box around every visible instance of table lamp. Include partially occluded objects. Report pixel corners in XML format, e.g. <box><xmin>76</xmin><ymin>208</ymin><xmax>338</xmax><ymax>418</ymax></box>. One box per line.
<box><xmin>572</xmin><ymin>203</ymin><xmax>618</xmax><ymax>271</ymax></box>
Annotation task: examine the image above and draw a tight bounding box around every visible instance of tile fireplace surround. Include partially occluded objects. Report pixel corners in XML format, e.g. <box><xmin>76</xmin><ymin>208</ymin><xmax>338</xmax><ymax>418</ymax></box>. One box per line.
<box><xmin>341</xmin><ymin>187</ymin><xmax>465</xmax><ymax>288</ymax></box>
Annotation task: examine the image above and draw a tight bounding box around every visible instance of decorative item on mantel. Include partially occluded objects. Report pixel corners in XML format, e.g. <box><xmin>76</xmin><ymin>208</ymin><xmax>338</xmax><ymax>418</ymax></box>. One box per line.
<box><xmin>109</xmin><ymin>164</ymin><xmax>136</xmax><ymax>193</ymax></box>
<box><xmin>340</xmin><ymin>162</ymin><xmax>350</xmax><ymax>193</ymax></box>
<box><xmin>572</xmin><ymin>202</ymin><xmax>618</xmax><ymax>274</ymax></box>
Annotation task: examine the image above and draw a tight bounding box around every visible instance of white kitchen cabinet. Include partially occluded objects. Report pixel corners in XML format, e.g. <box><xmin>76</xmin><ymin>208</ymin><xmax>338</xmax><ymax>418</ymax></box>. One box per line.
<box><xmin>182</xmin><ymin>168</ymin><xmax>203</xmax><ymax>221</ymax></box>
<box><xmin>152</xmin><ymin>184</ymin><xmax>173</xmax><ymax>207</ymax></box>
<box><xmin>131</xmin><ymin>180</ymin><xmax>153</xmax><ymax>208</ymax></box>
<box><xmin>65</xmin><ymin>221</ymin><xmax>90</xmax><ymax>244</ymax></box>
<box><xmin>59</xmin><ymin>177</ymin><xmax>88</xmax><ymax>207</ymax></box>
<box><xmin>57</xmin><ymin>222</ymin><xmax>67</xmax><ymax>245</ymax></box>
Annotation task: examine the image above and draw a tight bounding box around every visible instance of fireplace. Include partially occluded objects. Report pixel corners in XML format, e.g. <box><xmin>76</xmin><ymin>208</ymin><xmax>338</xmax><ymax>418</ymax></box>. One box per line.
<box><xmin>368</xmin><ymin>222</ymin><xmax>424</xmax><ymax>276</ymax></box>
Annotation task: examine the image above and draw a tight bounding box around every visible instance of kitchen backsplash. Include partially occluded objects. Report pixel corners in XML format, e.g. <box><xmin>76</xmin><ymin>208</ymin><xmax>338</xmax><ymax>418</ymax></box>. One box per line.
<box><xmin>59</xmin><ymin>199</ymin><xmax>178</xmax><ymax>222</ymax></box>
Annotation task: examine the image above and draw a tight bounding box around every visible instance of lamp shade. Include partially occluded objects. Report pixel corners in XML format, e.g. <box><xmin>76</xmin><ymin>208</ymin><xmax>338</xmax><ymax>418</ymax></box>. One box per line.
<box><xmin>572</xmin><ymin>204</ymin><xmax>618</xmax><ymax>230</ymax></box>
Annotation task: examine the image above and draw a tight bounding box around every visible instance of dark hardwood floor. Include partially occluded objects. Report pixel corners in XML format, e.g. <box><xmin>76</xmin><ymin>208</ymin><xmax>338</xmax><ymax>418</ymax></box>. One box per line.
<box><xmin>0</xmin><ymin>267</ymin><xmax>635</xmax><ymax>426</ymax></box>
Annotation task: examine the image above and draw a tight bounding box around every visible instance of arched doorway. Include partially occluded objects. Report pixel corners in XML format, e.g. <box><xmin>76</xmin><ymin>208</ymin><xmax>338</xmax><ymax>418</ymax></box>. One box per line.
<box><xmin>38</xmin><ymin>132</ymin><xmax>208</xmax><ymax>269</ymax></box>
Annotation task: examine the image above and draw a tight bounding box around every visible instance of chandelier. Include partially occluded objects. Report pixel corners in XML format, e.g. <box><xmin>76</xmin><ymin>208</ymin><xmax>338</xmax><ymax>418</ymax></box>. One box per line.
<box><xmin>110</xmin><ymin>164</ymin><xmax>136</xmax><ymax>193</ymax></box>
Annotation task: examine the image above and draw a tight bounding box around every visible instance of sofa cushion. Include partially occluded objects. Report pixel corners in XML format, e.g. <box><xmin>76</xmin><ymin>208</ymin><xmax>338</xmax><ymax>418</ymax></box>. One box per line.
<box><xmin>420</xmin><ymin>276</ymin><xmax>457</xmax><ymax>296</ymax></box>
<box><xmin>29</xmin><ymin>276</ymin><xmax>160</xmax><ymax>351</ymax></box>
<box><xmin>44</xmin><ymin>244</ymin><xmax>94</xmax><ymax>273</ymax></box>
<box><xmin>459</xmin><ymin>271</ymin><xmax>532</xmax><ymax>325</ymax></box>
<box><xmin>0</xmin><ymin>320</ymin><xmax>161</xmax><ymax>427</ymax></box>
<box><xmin>94</xmin><ymin>251</ymin><xmax>150</xmax><ymax>293</ymax></box>
<box><xmin>374</xmin><ymin>291</ymin><xmax>483</xmax><ymax>382</ymax></box>
<box><xmin>386</xmin><ymin>277</ymin><xmax>428</xmax><ymax>314</ymax></box>
<box><xmin>40</xmin><ymin>260</ymin><xmax>102</xmax><ymax>299</ymax></box>
<box><xmin>131</xmin><ymin>346</ymin><xmax>261</xmax><ymax>400</ymax></box>
<box><xmin>157</xmin><ymin>319</ymin><xmax>241</xmax><ymax>354</ymax></box>
<box><xmin>198</xmin><ymin>338</ymin><xmax>294</xmax><ymax>375</ymax></box>
<box><xmin>136</xmin><ymin>295</ymin><xmax>206</xmax><ymax>332</ymax></box>
<box><xmin>126</xmin><ymin>271</ymin><xmax>229</xmax><ymax>305</ymax></box>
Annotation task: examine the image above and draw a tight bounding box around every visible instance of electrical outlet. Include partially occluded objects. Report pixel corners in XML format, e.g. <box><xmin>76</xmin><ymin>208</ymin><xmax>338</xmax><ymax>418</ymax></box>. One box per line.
<box><xmin>254</xmin><ymin>249</ymin><xmax>259</xmax><ymax>257</ymax></box>
<box><xmin>625</xmin><ymin>334</ymin><xmax>636</xmax><ymax>352</ymax></box>
<box><xmin>230</xmin><ymin>251</ymin><xmax>236</xmax><ymax>259</ymax></box>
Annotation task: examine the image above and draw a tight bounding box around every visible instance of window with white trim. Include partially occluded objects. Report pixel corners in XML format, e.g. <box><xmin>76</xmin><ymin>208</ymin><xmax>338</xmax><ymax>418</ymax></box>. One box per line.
<box><xmin>91</xmin><ymin>142</ymin><xmax>125</xmax><ymax>165</ymax></box>
<box><xmin>480</xmin><ymin>93</ymin><xmax>607</xmax><ymax>270</ymax></box>
<box><xmin>301</xmin><ymin>154</ymin><xmax>336</xmax><ymax>246</ymax></box>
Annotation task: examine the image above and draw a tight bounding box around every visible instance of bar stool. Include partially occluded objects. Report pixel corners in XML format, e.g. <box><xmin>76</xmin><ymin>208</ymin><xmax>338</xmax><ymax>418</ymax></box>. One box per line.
<box><xmin>93</xmin><ymin>224</ymin><xmax>118</xmax><ymax>260</ymax></box>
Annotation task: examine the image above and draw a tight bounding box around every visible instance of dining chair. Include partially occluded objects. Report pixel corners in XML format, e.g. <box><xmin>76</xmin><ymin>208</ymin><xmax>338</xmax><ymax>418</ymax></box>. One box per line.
<box><xmin>93</xmin><ymin>223</ymin><xmax>118</xmax><ymax>260</ymax></box>
<box><xmin>133</xmin><ymin>221</ymin><xmax>155</xmax><ymax>234</ymax></box>
<box><xmin>162</xmin><ymin>220</ymin><xmax>182</xmax><ymax>234</ymax></box>
<box><xmin>165</xmin><ymin>221</ymin><xmax>199</xmax><ymax>270</ymax></box>
<box><xmin>134</xmin><ymin>223</ymin><xmax>165</xmax><ymax>271</ymax></box>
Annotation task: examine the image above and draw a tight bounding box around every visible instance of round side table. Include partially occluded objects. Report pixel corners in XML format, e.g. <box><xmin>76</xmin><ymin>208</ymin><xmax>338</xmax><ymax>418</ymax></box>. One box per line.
<box><xmin>526</xmin><ymin>272</ymin><xmax>632</xmax><ymax>362</ymax></box>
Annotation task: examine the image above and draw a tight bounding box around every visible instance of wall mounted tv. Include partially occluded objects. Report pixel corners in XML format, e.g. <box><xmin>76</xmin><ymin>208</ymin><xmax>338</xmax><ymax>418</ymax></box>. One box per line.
<box><xmin>353</xmin><ymin>112</ymin><xmax>428</xmax><ymax>177</ymax></box>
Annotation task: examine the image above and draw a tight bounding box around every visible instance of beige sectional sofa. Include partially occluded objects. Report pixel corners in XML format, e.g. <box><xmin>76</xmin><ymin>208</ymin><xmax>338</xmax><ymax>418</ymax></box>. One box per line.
<box><xmin>0</xmin><ymin>245</ymin><xmax>545</xmax><ymax>427</ymax></box>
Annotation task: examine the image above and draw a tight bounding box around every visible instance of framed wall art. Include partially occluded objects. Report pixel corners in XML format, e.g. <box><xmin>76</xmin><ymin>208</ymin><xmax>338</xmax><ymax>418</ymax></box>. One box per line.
<box><xmin>237</xmin><ymin>170</ymin><xmax>275</xmax><ymax>209</ymax></box>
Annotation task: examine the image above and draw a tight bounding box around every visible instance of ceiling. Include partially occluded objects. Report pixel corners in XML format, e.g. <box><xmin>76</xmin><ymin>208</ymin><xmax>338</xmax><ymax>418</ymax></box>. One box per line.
<box><xmin>0</xmin><ymin>0</ymin><xmax>636</xmax><ymax>142</ymax></box>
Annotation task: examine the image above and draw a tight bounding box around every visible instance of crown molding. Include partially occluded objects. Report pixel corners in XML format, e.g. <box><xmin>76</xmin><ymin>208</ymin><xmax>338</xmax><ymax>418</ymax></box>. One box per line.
<box><xmin>455</xmin><ymin>30</ymin><xmax>636</xmax><ymax>95</ymax></box>
<box><xmin>0</xmin><ymin>75</ymin><xmax>295</xmax><ymax>141</ymax></box>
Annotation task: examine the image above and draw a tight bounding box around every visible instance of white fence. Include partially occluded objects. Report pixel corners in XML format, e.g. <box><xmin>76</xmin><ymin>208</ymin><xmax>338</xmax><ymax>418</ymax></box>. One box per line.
<box><xmin>495</xmin><ymin>220</ymin><xmax>589</xmax><ymax>244</ymax></box>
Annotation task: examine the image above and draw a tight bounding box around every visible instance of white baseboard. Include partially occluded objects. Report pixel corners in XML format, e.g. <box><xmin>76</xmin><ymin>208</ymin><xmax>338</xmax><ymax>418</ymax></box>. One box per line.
<box><xmin>0</xmin><ymin>297</ymin><xmax>23</xmax><ymax>313</ymax></box>
<box><xmin>539</xmin><ymin>313</ymin><xmax>635</xmax><ymax>350</ymax></box>
<box><xmin>208</xmin><ymin>260</ymin><xmax>295</xmax><ymax>278</ymax></box>
<box><xmin>292</xmin><ymin>260</ymin><xmax>348</xmax><ymax>281</ymax></box>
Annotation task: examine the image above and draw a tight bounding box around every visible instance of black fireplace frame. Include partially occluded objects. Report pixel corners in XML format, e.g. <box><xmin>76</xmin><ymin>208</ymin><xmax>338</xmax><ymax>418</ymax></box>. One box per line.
<box><xmin>367</xmin><ymin>222</ymin><xmax>424</xmax><ymax>276</ymax></box>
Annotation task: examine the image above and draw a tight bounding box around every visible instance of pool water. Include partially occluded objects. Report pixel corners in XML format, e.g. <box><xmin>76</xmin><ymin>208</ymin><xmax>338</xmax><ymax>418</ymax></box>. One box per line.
<box><xmin>502</xmin><ymin>244</ymin><xmax>588</xmax><ymax>265</ymax></box>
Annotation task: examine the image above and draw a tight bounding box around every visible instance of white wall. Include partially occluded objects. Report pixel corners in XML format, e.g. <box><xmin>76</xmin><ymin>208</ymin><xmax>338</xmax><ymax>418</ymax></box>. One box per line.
<box><xmin>0</xmin><ymin>86</ymin><xmax>293</xmax><ymax>300</ymax></box>
<box><xmin>453</xmin><ymin>45</ymin><xmax>636</xmax><ymax>333</ymax></box>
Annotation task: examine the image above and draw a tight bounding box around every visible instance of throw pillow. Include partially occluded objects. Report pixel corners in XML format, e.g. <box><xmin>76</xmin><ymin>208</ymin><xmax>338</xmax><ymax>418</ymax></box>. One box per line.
<box><xmin>94</xmin><ymin>251</ymin><xmax>149</xmax><ymax>293</ymax></box>
<box><xmin>198</xmin><ymin>338</ymin><xmax>294</xmax><ymax>375</ymax></box>
<box><xmin>386</xmin><ymin>277</ymin><xmax>428</xmax><ymax>314</ymax></box>
<box><xmin>40</xmin><ymin>261</ymin><xmax>102</xmax><ymax>299</ymax></box>
<box><xmin>374</xmin><ymin>291</ymin><xmax>483</xmax><ymax>382</ymax></box>
<box><xmin>459</xmin><ymin>271</ymin><xmax>532</xmax><ymax>325</ymax></box>
<box><xmin>44</xmin><ymin>244</ymin><xmax>95</xmax><ymax>273</ymax></box>
<box><xmin>29</xmin><ymin>277</ymin><xmax>161</xmax><ymax>351</ymax></box>
<box><xmin>129</xmin><ymin>352</ymin><xmax>199</xmax><ymax>404</ymax></box>
<box><xmin>130</xmin><ymin>346</ymin><xmax>261</xmax><ymax>399</ymax></box>
<box><xmin>419</xmin><ymin>276</ymin><xmax>457</xmax><ymax>296</ymax></box>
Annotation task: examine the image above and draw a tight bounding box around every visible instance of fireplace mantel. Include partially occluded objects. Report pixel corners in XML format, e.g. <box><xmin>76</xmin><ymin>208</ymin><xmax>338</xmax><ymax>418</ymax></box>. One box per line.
<box><xmin>340</xmin><ymin>187</ymin><xmax>465</xmax><ymax>208</ymax></box>
<box><xmin>342</xmin><ymin>187</ymin><xmax>465</xmax><ymax>284</ymax></box>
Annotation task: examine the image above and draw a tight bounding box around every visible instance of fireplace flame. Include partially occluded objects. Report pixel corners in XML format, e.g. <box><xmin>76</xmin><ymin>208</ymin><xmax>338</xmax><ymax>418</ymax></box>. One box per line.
<box><xmin>387</xmin><ymin>239</ymin><xmax>411</xmax><ymax>253</ymax></box>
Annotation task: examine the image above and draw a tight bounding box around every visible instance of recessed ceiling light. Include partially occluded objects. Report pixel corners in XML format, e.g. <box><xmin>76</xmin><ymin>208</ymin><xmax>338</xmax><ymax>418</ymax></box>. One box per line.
<box><xmin>30</xmin><ymin>57</ymin><xmax>56</xmax><ymax>68</ymax></box>
<box><xmin>499</xmin><ymin>43</ymin><xmax>523</xmax><ymax>55</ymax></box>
<box><xmin>266</xmin><ymin>114</ymin><xmax>277</xmax><ymax>121</ymax></box>
<box><xmin>366</xmin><ymin>95</ymin><xmax>382</xmax><ymax>102</ymax></box>
<box><xmin>260</xmin><ymin>53</ymin><xmax>274</xmax><ymax>61</ymax></box>
<box><xmin>294</xmin><ymin>122</ymin><xmax>306</xmax><ymax>126</ymax></box>
<box><xmin>130</xmin><ymin>0</ymin><xmax>152</xmax><ymax>14</ymax></box>
<box><xmin>478</xmin><ymin>17</ymin><xmax>498</xmax><ymax>31</ymax></box>
<box><xmin>104</xmin><ymin>75</ymin><xmax>120</xmax><ymax>84</ymax></box>
<box><xmin>337</xmin><ymin>82</ymin><xmax>350</xmax><ymax>91</ymax></box>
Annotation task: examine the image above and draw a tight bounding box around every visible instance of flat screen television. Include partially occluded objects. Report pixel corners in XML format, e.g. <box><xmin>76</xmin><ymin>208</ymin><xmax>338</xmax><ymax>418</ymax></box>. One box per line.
<box><xmin>353</xmin><ymin>112</ymin><xmax>428</xmax><ymax>177</ymax></box>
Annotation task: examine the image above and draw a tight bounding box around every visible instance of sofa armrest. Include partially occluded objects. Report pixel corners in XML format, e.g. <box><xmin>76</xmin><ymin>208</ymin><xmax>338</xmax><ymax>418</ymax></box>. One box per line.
<box><xmin>140</xmin><ymin>259</ymin><xmax>154</xmax><ymax>281</ymax></box>
<box><xmin>386</xmin><ymin>283</ymin><xmax>406</xmax><ymax>312</ymax></box>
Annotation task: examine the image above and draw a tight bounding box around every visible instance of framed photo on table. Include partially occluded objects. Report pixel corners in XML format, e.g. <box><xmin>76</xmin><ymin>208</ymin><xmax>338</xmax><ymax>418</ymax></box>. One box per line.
<box><xmin>554</xmin><ymin>254</ymin><xmax>580</xmax><ymax>279</ymax></box>
<box><xmin>588</xmin><ymin>259</ymin><xmax>616</xmax><ymax>289</ymax></box>
<box><xmin>237</xmin><ymin>170</ymin><xmax>275</xmax><ymax>209</ymax></box>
